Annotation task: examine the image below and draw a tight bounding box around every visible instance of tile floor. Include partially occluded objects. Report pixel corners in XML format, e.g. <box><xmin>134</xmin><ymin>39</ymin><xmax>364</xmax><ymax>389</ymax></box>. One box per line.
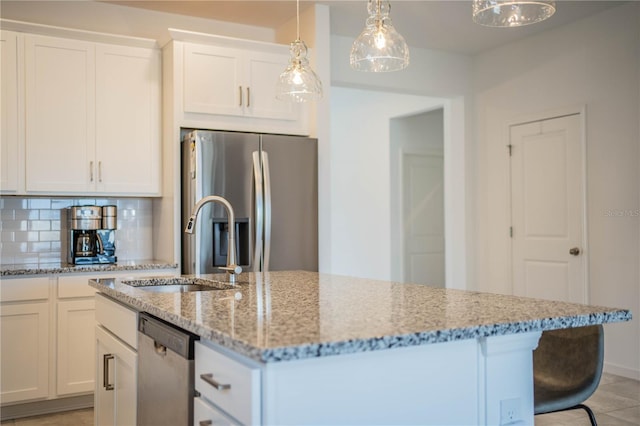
<box><xmin>0</xmin><ymin>374</ymin><xmax>638</xmax><ymax>425</ymax></box>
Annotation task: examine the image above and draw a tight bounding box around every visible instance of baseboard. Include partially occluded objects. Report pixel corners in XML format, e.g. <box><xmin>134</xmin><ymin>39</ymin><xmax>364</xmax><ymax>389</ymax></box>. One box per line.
<box><xmin>0</xmin><ymin>394</ymin><xmax>93</xmax><ymax>421</ymax></box>
<box><xmin>604</xmin><ymin>361</ymin><xmax>640</xmax><ymax>380</ymax></box>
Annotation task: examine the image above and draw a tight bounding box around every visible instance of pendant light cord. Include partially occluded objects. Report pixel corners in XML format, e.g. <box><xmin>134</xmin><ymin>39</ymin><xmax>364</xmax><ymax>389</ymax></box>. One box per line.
<box><xmin>296</xmin><ymin>0</ymin><xmax>300</xmax><ymax>41</ymax></box>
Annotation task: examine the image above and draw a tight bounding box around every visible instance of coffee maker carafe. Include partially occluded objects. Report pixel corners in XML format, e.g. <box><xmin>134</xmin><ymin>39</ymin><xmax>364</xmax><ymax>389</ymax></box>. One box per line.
<box><xmin>64</xmin><ymin>205</ymin><xmax>117</xmax><ymax>265</ymax></box>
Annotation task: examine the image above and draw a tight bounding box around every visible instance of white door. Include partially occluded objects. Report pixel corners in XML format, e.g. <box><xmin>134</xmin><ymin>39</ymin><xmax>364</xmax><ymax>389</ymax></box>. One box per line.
<box><xmin>402</xmin><ymin>152</ymin><xmax>445</xmax><ymax>287</ymax></box>
<box><xmin>510</xmin><ymin>114</ymin><xmax>585</xmax><ymax>303</ymax></box>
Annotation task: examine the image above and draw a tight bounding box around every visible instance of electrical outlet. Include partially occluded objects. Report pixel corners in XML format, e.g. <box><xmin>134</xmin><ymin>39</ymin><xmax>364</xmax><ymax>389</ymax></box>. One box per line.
<box><xmin>500</xmin><ymin>398</ymin><xmax>521</xmax><ymax>425</ymax></box>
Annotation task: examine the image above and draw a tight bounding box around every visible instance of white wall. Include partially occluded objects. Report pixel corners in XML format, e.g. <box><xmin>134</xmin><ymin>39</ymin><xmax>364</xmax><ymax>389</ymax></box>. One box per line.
<box><xmin>328</xmin><ymin>37</ymin><xmax>473</xmax><ymax>289</ymax></box>
<box><xmin>329</xmin><ymin>88</ymin><xmax>446</xmax><ymax>280</ymax></box>
<box><xmin>389</xmin><ymin>109</ymin><xmax>445</xmax><ymax>284</ymax></box>
<box><xmin>473</xmin><ymin>2</ymin><xmax>640</xmax><ymax>379</ymax></box>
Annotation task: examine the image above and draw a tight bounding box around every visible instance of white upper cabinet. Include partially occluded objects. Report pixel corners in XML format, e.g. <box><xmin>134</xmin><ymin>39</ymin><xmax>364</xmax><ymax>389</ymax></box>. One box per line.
<box><xmin>25</xmin><ymin>34</ymin><xmax>96</xmax><ymax>193</ymax></box>
<box><xmin>169</xmin><ymin>31</ymin><xmax>309</xmax><ymax>136</ymax></box>
<box><xmin>16</xmin><ymin>29</ymin><xmax>161</xmax><ymax>196</ymax></box>
<box><xmin>1</xmin><ymin>31</ymin><xmax>20</xmax><ymax>193</ymax></box>
<box><xmin>95</xmin><ymin>44</ymin><xmax>161</xmax><ymax>194</ymax></box>
<box><xmin>183</xmin><ymin>43</ymin><xmax>296</xmax><ymax>122</ymax></box>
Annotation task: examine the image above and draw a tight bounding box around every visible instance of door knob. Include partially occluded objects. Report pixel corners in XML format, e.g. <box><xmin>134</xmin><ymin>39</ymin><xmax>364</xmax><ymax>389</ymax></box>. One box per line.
<box><xmin>569</xmin><ymin>247</ymin><xmax>581</xmax><ymax>256</ymax></box>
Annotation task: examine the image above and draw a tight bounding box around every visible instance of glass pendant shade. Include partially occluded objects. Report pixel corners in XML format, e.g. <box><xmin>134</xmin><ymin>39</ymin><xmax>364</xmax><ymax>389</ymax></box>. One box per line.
<box><xmin>472</xmin><ymin>0</ymin><xmax>556</xmax><ymax>27</ymax></box>
<box><xmin>276</xmin><ymin>39</ymin><xmax>323</xmax><ymax>103</ymax></box>
<box><xmin>350</xmin><ymin>0</ymin><xmax>409</xmax><ymax>72</ymax></box>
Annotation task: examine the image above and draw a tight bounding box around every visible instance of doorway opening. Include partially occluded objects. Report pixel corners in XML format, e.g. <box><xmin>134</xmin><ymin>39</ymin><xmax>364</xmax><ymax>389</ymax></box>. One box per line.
<box><xmin>390</xmin><ymin>108</ymin><xmax>445</xmax><ymax>287</ymax></box>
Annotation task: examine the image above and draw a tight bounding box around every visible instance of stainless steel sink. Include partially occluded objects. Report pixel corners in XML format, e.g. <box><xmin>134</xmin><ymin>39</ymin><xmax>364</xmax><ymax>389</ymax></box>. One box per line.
<box><xmin>122</xmin><ymin>277</ymin><xmax>234</xmax><ymax>292</ymax></box>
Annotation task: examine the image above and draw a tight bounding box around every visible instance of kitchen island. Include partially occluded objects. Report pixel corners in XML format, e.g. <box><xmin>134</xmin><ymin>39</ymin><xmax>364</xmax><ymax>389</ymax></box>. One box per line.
<box><xmin>90</xmin><ymin>271</ymin><xmax>631</xmax><ymax>425</ymax></box>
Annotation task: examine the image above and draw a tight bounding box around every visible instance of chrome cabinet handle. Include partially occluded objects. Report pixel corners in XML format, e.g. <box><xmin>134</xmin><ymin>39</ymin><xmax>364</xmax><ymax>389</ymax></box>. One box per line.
<box><xmin>90</xmin><ymin>161</ymin><xmax>94</xmax><ymax>182</ymax></box>
<box><xmin>246</xmin><ymin>87</ymin><xmax>250</xmax><ymax>107</ymax></box>
<box><xmin>199</xmin><ymin>421</ymin><xmax>212</xmax><ymax>426</ymax></box>
<box><xmin>239</xmin><ymin>86</ymin><xmax>243</xmax><ymax>107</ymax></box>
<box><xmin>98</xmin><ymin>161</ymin><xmax>102</xmax><ymax>183</ymax></box>
<box><xmin>200</xmin><ymin>373</ymin><xmax>231</xmax><ymax>390</ymax></box>
<box><xmin>569</xmin><ymin>247</ymin><xmax>581</xmax><ymax>256</ymax></box>
<box><xmin>103</xmin><ymin>354</ymin><xmax>114</xmax><ymax>391</ymax></box>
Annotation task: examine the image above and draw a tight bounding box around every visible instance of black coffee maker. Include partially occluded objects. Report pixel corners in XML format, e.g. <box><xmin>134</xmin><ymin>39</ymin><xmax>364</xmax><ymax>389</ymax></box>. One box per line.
<box><xmin>63</xmin><ymin>205</ymin><xmax>117</xmax><ymax>265</ymax></box>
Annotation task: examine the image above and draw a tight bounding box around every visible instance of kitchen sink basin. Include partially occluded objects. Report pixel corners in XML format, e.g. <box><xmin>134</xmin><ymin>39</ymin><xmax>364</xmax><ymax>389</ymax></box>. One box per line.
<box><xmin>122</xmin><ymin>277</ymin><xmax>235</xmax><ymax>292</ymax></box>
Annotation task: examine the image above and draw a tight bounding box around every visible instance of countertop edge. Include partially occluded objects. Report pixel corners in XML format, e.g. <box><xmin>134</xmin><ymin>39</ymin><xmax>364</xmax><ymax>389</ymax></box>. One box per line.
<box><xmin>1</xmin><ymin>261</ymin><xmax>179</xmax><ymax>276</ymax></box>
<box><xmin>89</xmin><ymin>280</ymin><xmax>632</xmax><ymax>364</ymax></box>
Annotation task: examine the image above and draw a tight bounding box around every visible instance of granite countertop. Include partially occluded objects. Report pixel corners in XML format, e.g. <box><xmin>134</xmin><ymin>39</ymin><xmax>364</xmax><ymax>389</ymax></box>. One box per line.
<box><xmin>90</xmin><ymin>271</ymin><xmax>632</xmax><ymax>364</ymax></box>
<box><xmin>1</xmin><ymin>259</ymin><xmax>178</xmax><ymax>276</ymax></box>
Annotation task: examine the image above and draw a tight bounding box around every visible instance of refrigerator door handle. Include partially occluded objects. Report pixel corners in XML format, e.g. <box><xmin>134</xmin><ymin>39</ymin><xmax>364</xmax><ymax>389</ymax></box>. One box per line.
<box><xmin>262</xmin><ymin>151</ymin><xmax>272</xmax><ymax>271</ymax></box>
<box><xmin>252</xmin><ymin>151</ymin><xmax>264</xmax><ymax>272</ymax></box>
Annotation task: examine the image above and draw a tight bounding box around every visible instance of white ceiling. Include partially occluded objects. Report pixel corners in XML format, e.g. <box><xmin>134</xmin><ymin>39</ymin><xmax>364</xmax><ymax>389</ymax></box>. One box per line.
<box><xmin>106</xmin><ymin>0</ymin><xmax>627</xmax><ymax>55</ymax></box>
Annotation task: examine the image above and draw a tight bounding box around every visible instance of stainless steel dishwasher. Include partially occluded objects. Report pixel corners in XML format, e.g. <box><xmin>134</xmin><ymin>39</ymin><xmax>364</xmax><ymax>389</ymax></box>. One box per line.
<box><xmin>137</xmin><ymin>312</ymin><xmax>198</xmax><ymax>426</ymax></box>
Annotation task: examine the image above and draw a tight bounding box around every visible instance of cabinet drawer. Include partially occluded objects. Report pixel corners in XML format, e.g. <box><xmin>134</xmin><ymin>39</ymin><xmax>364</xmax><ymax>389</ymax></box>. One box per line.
<box><xmin>0</xmin><ymin>276</ymin><xmax>49</xmax><ymax>302</ymax></box>
<box><xmin>58</xmin><ymin>275</ymin><xmax>98</xmax><ymax>298</ymax></box>
<box><xmin>194</xmin><ymin>396</ymin><xmax>239</xmax><ymax>426</ymax></box>
<box><xmin>195</xmin><ymin>342</ymin><xmax>260</xmax><ymax>425</ymax></box>
<box><xmin>95</xmin><ymin>293</ymin><xmax>137</xmax><ymax>349</ymax></box>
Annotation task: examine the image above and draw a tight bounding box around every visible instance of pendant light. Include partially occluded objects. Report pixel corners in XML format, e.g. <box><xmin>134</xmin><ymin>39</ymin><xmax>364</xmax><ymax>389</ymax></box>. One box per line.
<box><xmin>472</xmin><ymin>0</ymin><xmax>556</xmax><ymax>27</ymax></box>
<box><xmin>350</xmin><ymin>0</ymin><xmax>409</xmax><ymax>72</ymax></box>
<box><xmin>275</xmin><ymin>0</ymin><xmax>323</xmax><ymax>102</ymax></box>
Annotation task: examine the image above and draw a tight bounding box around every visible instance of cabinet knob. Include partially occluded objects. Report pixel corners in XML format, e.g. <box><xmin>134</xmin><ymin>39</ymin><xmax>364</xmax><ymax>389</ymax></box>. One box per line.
<box><xmin>90</xmin><ymin>161</ymin><xmax>94</xmax><ymax>182</ymax></box>
<box><xmin>569</xmin><ymin>247</ymin><xmax>581</xmax><ymax>256</ymax></box>
<box><xmin>246</xmin><ymin>87</ymin><xmax>250</xmax><ymax>107</ymax></box>
<box><xmin>238</xmin><ymin>86</ymin><xmax>243</xmax><ymax>107</ymax></box>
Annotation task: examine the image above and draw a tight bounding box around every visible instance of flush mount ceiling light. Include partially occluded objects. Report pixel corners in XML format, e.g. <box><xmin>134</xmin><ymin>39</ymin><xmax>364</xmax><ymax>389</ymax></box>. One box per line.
<box><xmin>350</xmin><ymin>0</ymin><xmax>410</xmax><ymax>72</ymax></box>
<box><xmin>472</xmin><ymin>0</ymin><xmax>556</xmax><ymax>27</ymax></box>
<box><xmin>275</xmin><ymin>0</ymin><xmax>323</xmax><ymax>102</ymax></box>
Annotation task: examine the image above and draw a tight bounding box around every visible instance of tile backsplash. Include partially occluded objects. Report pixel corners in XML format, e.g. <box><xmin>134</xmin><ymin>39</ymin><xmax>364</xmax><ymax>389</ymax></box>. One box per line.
<box><xmin>0</xmin><ymin>196</ymin><xmax>153</xmax><ymax>265</ymax></box>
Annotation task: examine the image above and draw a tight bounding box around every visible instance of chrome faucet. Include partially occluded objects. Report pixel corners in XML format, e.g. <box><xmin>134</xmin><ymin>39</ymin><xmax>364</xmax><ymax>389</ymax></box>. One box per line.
<box><xmin>184</xmin><ymin>195</ymin><xmax>242</xmax><ymax>284</ymax></box>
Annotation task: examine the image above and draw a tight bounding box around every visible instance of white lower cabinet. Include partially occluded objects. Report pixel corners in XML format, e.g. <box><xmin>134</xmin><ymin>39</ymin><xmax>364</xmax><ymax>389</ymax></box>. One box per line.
<box><xmin>56</xmin><ymin>275</ymin><xmax>98</xmax><ymax>396</ymax></box>
<box><xmin>95</xmin><ymin>323</ymin><xmax>137</xmax><ymax>426</ymax></box>
<box><xmin>1</xmin><ymin>269</ymin><xmax>175</xmax><ymax>412</ymax></box>
<box><xmin>193</xmin><ymin>397</ymin><xmax>239</xmax><ymax>426</ymax></box>
<box><xmin>94</xmin><ymin>292</ymin><xmax>138</xmax><ymax>426</ymax></box>
<box><xmin>0</xmin><ymin>277</ymin><xmax>50</xmax><ymax>404</ymax></box>
<box><xmin>194</xmin><ymin>341</ymin><xmax>261</xmax><ymax>426</ymax></box>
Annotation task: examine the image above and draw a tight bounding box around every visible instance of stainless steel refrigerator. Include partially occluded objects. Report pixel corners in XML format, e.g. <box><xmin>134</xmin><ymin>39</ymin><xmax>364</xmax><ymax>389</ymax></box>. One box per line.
<box><xmin>181</xmin><ymin>130</ymin><xmax>318</xmax><ymax>274</ymax></box>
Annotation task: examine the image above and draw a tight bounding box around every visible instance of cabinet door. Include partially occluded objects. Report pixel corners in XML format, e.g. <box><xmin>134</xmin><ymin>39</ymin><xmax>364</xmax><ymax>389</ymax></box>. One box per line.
<box><xmin>24</xmin><ymin>34</ymin><xmax>95</xmax><ymax>193</ymax></box>
<box><xmin>57</xmin><ymin>298</ymin><xmax>96</xmax><ymax>396</ymax></box>
<box><xmin>0</xmin><ymin>301</ymin><xmax>50</xmax><ymax>403</ymax></box>
<box><xmin>183</xmin><ymin>43</ymin><xmax>243</xmax><ymax>117</ymax></box>
<box><xmin>1</xmin><ymin>30</ymin><xmax>19</xmax><ymax>193</ymax></box>
<box><xmin>245</xmin><ymin>50</ymin><xmax>298</xmax><ymax>122</ymax></box>
<box><xmin>95</xmin><ymin>325</ymin><xmax>137</xmax><ymax>426</ymax></box>
<box><xmin>95</xmin><ymin>44</ymin><xmax>161</xmax><ymax>195</ymax></box>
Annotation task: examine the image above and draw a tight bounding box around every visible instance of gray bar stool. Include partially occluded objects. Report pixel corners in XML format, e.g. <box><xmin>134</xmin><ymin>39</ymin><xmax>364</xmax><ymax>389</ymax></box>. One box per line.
<box><xmin>533</xmin><ymin>324</ymin><xmax>603</xmax><ymax>426</ymax></box>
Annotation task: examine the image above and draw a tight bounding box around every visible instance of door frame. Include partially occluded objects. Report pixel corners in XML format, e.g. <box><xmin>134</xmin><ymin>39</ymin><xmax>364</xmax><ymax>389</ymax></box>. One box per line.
<box><xmin>506</xmin><ymin>105</ymin><xmax>590</xmax><ymax>303</ymax></box>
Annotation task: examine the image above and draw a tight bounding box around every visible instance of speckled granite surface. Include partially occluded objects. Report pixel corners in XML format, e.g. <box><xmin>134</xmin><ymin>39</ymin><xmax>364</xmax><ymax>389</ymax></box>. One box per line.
<box><xmin>1</xmin><ymin>260</ymin><xmax>178</xmax><ymax>276</ymax></box>
<box><xmin>89</xmin><ymin>271</ymin><xmax>632</xmax><ymax>363</ymax></box>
